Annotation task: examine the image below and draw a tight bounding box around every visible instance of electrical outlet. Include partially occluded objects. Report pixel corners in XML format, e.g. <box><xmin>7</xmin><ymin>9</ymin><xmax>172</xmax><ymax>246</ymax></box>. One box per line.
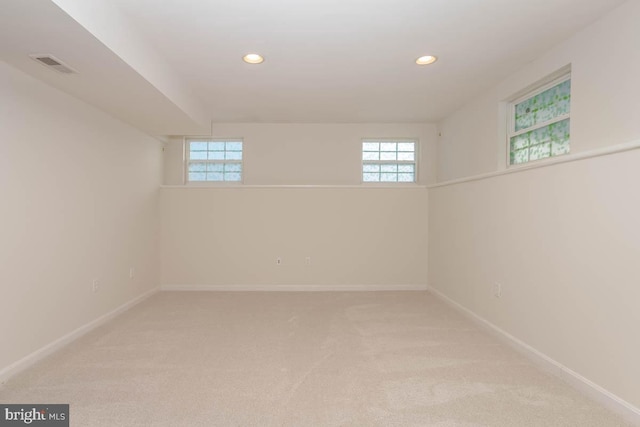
<box><xmin>493</xmin><ymin>282</ymin><xmax>502</xmax><ymax>298</ymax></box>
<box><xmin>276</xmin><ymin>257</ymin><xmax>282</xmax><ymax>266</ymax></box>
<box><xmin>92</xmin><ymin>279</ymin><xmax>100</xmax><ymax>293</ymax></box>
<box><xmin>305</xmin><ymin>256</ymin><xmax>311</xmax><ymax>265</ymax></box>
<box><xmin>129</xmin><ymin>267</ymin><xmax>135</xmax><ymax>279</ymax></box>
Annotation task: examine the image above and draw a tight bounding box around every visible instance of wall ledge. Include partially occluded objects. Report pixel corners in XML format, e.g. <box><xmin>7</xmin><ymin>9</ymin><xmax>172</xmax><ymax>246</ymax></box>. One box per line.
<box><xmin>161</xmin><ymin>184</ymin><xmax>428</xmax><ymax>189</ymax></box>
<box><xmin>430</xmin><ymin>139</ymin><xmax>640</xmax><ymax>189</ymax></box>
<box><xmin>161</xmin><ymin>284</ymin><xmax>428</xmax><ymax>292</ymax></box>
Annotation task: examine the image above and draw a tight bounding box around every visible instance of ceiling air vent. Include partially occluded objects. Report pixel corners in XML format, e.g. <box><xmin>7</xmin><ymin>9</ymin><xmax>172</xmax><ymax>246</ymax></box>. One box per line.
<box><xmin>29</xmin><ymin>54</ymin><xmax>78</xmax><ymax>74</ymax></box>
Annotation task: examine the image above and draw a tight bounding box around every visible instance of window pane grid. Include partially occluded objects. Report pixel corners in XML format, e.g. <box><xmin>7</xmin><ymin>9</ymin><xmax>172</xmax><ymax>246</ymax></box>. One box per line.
<box><xmin>510</xmin><ymin>114</ymin><xmax>569</xmax><ymax>138</ymax></box>
<box><xmin>508</xmin><ymin>76</ymin><xmax>570</xmax><ymax>166</ymax></box>
<box><xmin>510</xmin><ymin>118</ymin><xmax>569</xmax><ymax>165</ymax></box>
<box><xmin>188</xmin><ymin>162</ymin><xmax>242</xmax><ymax>182</ymax></box>
<box><xmin>514</xmin><ymin>79</ymin><xmax>571</xmax><ymax>132</ymax></box>
<box><xmin>362</xmin><ymin>140</ymin><xmax>416</xmax><ymax>183</ymax></box>
<box><xmin>187</xmin><ymin>139</ymin><xmax>243</xmax><ymax>182</ymax></box>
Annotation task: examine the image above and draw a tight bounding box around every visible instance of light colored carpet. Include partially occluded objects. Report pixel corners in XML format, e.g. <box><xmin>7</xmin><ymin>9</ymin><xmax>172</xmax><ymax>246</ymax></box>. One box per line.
<box><xmin>0</xmin><ymin>291</ymin><xmax>630</xmax><ymax>426</ymax></box>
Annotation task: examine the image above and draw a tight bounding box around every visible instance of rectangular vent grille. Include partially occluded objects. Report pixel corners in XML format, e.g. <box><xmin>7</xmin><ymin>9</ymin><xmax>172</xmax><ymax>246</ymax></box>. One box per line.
<box><xmin>29</xmin><ymin>54</ymin><xmax>77</xmax><ymax>74</ymax></box>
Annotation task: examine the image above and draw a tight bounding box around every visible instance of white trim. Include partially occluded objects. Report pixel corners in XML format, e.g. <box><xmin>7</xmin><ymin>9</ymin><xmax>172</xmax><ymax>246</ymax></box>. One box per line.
<box><xmin>427</xmin><ymin>286</ymin><xmax>640</xmax><ymax>426</ymax></box>
<box><xmin>161</xmin><ymin>184</ymin><xmax>428</xmax><ymax>189</ymax></box>
<box><xmin>161</xmin><ymin>284</ymin><xmax>428</xmax><ymax>292</ymax></box>
<box><xmin>496</xmin><ymin>101</ymin><xmax>508</xmax><ymax>171</ymax></box>
<box><xmin>361</xmin><ymin>137</ymin><xmax>419</xmax><ymax>143</ymax></box>
<box><xmin>0</xmin><ymin>287</ymin><xmax>159</xmax><ymax>385</ymax></box>
<box><xmin>430</xmin><ymin>139</ymin><xmax>640</xmax><ymax>189</ymax></box>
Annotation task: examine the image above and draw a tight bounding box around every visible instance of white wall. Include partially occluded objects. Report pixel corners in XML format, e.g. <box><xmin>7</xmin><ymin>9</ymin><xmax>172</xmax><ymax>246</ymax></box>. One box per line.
<box><xmin>161</xmin><ymin>123</ymin><xmax>433</xmax><ymax>289</ymax></box>
<box><xmin>164</xmin><ymin>122</ymin><xmax>437</xmax><ymax>185</ymax></box>
<box><xmin>430</xmin><ymin>0</ymin><xmax>640</xmax><ymax>411</ymax></box>
<box><xmin>0</xmin><ymin>62</ymin><xmax>162</xmax><ymax>375</ymax></box>
<box><xmin>429</xmin><ymin>151</ymin><xmax>640</xmax><ymax>410</ymax></box>
<box><xmin>437</xmin><ymin>0</ymin><xmax>640</xmax><ymax>182</ymax></box>
<box><xmin>161</xmin><ymin>187</ymin><xmax>428</xmax><ymax>288</ymax></box>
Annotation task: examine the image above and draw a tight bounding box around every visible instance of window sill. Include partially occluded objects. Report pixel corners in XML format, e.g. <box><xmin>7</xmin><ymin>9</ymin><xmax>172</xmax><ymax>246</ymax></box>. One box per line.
<box><xmin>161</xmin><ymin>184</ymin><xmax>428</xmax><ymax>189</ymax></box>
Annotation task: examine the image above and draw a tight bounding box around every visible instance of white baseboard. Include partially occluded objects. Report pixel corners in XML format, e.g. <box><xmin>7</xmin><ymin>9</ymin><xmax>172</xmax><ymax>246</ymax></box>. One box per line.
<box><xmin>0</xmin><ymin>287</ymin><xmax>159</xmax><ymax>385</ymax></box>
<box><xmin>161</xmin><ymin>284</ymin><xmax>428</xmax><ymax>292</ymax></box>
<box><xmin>427</xmin><ymin>285</ymin><xmax>640</xmax><ymax>426</ymax></box>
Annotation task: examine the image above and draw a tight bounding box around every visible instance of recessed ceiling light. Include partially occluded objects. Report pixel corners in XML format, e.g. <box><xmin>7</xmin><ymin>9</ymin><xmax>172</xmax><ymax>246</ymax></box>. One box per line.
<box><xmin>416</xmin><ymin>55</ymin><xmax>438</xmax><ymax>65</ymax></box>
<box><xmin>243</xmin><ymin>53</ymin><xmax>264</xmax><ymax>64</ymax></box>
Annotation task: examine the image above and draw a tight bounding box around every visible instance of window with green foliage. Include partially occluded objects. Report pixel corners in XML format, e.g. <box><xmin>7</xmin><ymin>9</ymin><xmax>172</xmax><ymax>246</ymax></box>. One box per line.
<box><xmin>186</xmin><ymin>139</ymin><xmax>243</xmax><ymax>182</ymax></box>
<box><xmin>509</xmin><ymin>75</ymin><xmax>571</xmax><ymax>165</ymax></box>
<box><xmin>362</xmin><ymin>140</ymin><xmax>416</xmax><ymax>183</ymax></box>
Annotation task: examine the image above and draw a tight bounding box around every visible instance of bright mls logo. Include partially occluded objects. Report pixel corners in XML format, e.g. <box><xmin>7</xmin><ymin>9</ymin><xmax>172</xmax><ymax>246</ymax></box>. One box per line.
<box><xmin>0</xmin><ymin>405</ymin><xmax>68</xmax><ymax>426</ymax></box>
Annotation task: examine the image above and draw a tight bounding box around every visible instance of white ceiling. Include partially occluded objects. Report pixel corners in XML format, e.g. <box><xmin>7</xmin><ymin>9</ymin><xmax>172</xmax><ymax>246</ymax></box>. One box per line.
<box><xmin>0</xmin><ymin>0</ymin><xmax>209</xmax><ymax>136</ymax></box>
<box><xmin>0</xmin><ymin>0</ymin><xmax>627</xmax><ymax>135</ymax></box>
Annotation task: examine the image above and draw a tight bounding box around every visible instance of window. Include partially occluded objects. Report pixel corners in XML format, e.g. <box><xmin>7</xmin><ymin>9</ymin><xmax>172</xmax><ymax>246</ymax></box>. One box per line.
<box><xmin>508</xmin><ymin>74</ymin><xmax>571</xmax><ymax>165</ymax></box>
<box><xmin>186</xmin><ymin>139</ymin><xmax>243</xmax><ymax>183</ymax></box>
<box><xmin>362</xmin><ymin>139</ymin><xmax>416</xmax><ymax>183</ymax></box>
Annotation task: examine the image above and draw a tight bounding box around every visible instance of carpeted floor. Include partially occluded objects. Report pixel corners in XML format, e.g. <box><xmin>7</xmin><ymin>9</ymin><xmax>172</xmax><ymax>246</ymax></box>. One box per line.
<box><xmin>0</xmin><ymin>291</ymin><xmax>631</xmax><ymax>426</ymax></box>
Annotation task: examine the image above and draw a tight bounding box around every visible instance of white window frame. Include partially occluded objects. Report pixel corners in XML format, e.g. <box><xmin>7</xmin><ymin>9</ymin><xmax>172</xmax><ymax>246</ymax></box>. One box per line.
<box><xmin>507</xmin><ymin>73</ymin><xmax>571</xmax><ymax>167</ymax></box>
<box><xmin>361</xmin><ymin>138</ymin><xmax>418</xmax><ymax>184</ymax></box>
<box><xmin>184</xmin><ymin>138</ymin><xmax>244</xmax><ymax>184</ymax></box>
